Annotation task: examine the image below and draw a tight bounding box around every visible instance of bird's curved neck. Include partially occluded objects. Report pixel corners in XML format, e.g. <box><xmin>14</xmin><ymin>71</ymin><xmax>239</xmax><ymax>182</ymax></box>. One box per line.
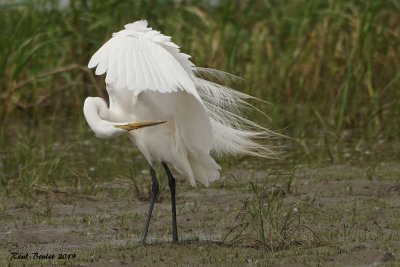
<box><xmin>83</xmin><ymin>97</ymin><xmax>123</xmax><ymax>139</ymax></box>
<box><xmin>84</xmin><ymin>98</ymin><xmax>109</xmax><ymax>122</ymax></box>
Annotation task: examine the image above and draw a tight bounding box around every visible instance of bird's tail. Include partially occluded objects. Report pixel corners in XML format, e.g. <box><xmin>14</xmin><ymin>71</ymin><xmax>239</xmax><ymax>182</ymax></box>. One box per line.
<box><xmin>194</xmin><ymin>68</ymin><xmax>281</xmax><ymax>159</ymax></box>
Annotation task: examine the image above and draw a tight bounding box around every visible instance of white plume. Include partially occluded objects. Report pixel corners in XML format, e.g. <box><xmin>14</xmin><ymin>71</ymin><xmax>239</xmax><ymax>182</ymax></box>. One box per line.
<box><xmin>194</xmin><ymin>68</ymin><xmax>280</xmax><ymax>159</ymax></box>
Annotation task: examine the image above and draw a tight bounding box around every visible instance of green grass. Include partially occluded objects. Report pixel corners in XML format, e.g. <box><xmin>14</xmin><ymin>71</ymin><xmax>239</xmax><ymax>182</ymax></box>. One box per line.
<box><xmin>0</xmin><ymin>0</ymin><xmax>399</xmax><ymax>136</ymax></box>
<box><xmin>223</xmin><ymin>174</ymin><xmax>321</xmax><ymax>250</ymax></box>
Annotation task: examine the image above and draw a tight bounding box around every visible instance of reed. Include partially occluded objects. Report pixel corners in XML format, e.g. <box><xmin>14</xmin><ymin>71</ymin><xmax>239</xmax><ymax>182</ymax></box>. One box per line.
<box><xmin>0</xmin><ymin>0</ymin><xmax>399</xmax><ymax>137</ymax></box>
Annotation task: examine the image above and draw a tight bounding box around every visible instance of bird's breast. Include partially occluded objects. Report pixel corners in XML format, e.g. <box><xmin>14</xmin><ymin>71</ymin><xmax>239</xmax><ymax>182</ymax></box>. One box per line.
<box><xmin>128</xmin><ymin>120</ymin><xmax>176</xmax><ymax>163</ymax></box>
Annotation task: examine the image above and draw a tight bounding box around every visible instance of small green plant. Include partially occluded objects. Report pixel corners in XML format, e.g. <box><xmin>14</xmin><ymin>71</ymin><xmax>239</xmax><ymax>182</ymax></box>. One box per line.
<box><xmin>224</xmin><ymin>174</ymin><xmax>320</xmax><ymax>251</ymax></box>
<box><xmin>0</xmin><ymin>131</ymin><xmax>71</xmax><ymax>207</ymax></box>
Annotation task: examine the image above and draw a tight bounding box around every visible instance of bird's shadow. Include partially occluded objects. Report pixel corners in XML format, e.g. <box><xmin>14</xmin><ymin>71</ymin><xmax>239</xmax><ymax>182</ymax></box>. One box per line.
<box><xmin>131</xmin><ymin>238</ymin><xmax>258</xmax><ymax>249</ymax></box>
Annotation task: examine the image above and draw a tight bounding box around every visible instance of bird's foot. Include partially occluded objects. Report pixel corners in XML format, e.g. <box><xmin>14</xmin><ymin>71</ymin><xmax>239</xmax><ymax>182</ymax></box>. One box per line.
<box><xmin>139</xmin><ymin>237</ymin><xmax>147</xmax><ymax>245</ymax></box>
<box><xmin>172</xmin><ymin>232</ymin><xmax>178</xmax><ymax>244</ymax></box>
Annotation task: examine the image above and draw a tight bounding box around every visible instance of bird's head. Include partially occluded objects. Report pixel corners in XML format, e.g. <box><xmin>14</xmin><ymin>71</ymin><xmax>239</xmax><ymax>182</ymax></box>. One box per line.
<box><xmin>83</xmin><ymin>97</ymin><xmax>165</xmax><ymax>140</ymax></box>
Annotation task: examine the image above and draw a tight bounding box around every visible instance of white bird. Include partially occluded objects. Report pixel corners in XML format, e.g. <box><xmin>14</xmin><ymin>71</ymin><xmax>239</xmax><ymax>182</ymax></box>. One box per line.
<box><xmin>84</xmin><ymin>20</ymin><xmax>278</xmax><ymax>243</ymax></box>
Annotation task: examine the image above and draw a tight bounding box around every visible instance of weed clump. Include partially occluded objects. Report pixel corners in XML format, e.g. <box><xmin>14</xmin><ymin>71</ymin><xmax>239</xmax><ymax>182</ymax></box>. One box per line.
<box><xmin>224</xmin><ymin>171</ymin><xmax>321</xmax><ymax>251</ymax></box>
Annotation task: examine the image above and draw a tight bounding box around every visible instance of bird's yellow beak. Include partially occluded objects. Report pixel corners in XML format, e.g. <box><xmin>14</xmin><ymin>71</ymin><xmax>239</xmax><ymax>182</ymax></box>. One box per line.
<box><xmin>114</xmin><ymin>121</ymin><xmax>166</xmax><ymax>131</ymax></box>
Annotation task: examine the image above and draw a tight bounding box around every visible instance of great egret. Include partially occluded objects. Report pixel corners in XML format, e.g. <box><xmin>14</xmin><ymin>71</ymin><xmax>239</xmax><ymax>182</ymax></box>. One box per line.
<box><xmin>84</xmin><ymin>20</ymin><xmax>277</xmax><ymax>243</ymax></box>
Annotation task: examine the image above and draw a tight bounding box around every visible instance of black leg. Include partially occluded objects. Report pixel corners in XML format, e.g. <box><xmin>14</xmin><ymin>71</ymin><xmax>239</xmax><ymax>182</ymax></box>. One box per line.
<box><xmin>162</xmin><ymin>162</ymin><xmax>178</xmax><ymax>243</ymax></box>
<box><xmin>140</xmin><ymin>164</ymin><xmax>159</xmax><ymax>244</ymax></box>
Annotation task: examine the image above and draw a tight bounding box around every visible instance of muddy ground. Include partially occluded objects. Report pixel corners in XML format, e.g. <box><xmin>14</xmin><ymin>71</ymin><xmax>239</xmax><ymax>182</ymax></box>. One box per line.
<box><xmin>0</xmin><ymin>163</ymin><xmax>399</xmax><ymax>266</ymax></box>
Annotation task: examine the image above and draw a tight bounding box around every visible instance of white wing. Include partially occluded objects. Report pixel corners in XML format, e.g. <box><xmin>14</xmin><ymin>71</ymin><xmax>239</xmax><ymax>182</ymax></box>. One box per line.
<box><xmin>89</xmin><ymin>20</ymin><xmax>279</xmax><ymax>160</ymax></box>
<box><xmin>88</xmin><ymin>20</ymin><xmax>199</xmax><ymax>100</ymax></box>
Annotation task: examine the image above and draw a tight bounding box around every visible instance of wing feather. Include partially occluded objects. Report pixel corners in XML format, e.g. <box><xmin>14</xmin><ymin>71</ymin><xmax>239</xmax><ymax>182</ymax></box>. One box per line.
<box><xmin>88</xmin><ymin>23</ymin><xmax>200</xmax><ymax>100</ymax></box>
<box><xmin>95</xmin><ymin>43</ymin><xmax>110</xmax><ymax>75</ymax></box>
<box><xmin>126</xmin><ymin>41</ymin><xmax>135</xmax><ymax>90</ymax></box>
<box><xmin>105</xmin><ymin>47</ymin><xmax>118</xmax><ymax>84</ymax></box>
<box><xmin>88</xmin><ymin>41</ymin><xmax>109</xmax><ymax>69</ymax></box>
<box><xmin>142</xmin><ymin>51</ymin><xmax>157</xmax><ymax>89</ymax></box>
<box><xmin>147</xmin><ymin>46</ymin><xmax>163</xmax><ymax>89</ymax></box>
<box><xmin>133</xmin><ymin>48</ymin><xmax>144</xmax><ymax>91</ymax></box>
<box><xmin>155</xmin><ymin>45</ymin><xmax>175</xmax><ymax>92</ymax></box>
<box><xmin>116</xmin><ymin>48</ymin><xmax>127</xmax><ymax>89</ymax></box>
<box><xmin>137</xmin><ymin>39</ymin><xmax>150</xmax><ymax>90</ymax></box>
